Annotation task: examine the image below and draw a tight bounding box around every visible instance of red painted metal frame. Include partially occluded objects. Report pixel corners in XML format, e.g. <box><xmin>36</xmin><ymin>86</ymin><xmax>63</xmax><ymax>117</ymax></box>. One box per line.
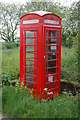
<box><xmin>20</xmin><ymin>11</ymin><xmax>61</xmax><ymax>99</ymax></box>
<box><xmin>43</xmin><ymin>26</ymin><xmax>61</xmax><ymax>96</ymax></box>
<box><xmin>23</xmin><ymin>31</ymin><xmax>26</xmax><ymax>86</ymax></box>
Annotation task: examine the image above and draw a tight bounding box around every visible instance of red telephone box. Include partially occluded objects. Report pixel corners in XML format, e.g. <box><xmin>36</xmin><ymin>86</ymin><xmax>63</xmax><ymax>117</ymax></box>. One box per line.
<box><xmin>20</xmin><ymin>11</ymin><xmax>61</xmax><ymax>99</ymax></box>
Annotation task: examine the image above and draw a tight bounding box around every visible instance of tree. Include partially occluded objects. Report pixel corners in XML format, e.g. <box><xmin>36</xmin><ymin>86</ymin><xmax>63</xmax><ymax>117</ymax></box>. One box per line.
<box><xmin>25</xmin><ymin>1</ymin><xmax>65</xmax><ymax>18</ymax></box>
<box><xmin>62</xmin><ymin>1</ymin><xmax>79</xmax><ymax>48</ymax></box>
<box><xmin>0</xmin><ymin>3</ymin><xmax>25</xmax><ymax>42</ymax></box>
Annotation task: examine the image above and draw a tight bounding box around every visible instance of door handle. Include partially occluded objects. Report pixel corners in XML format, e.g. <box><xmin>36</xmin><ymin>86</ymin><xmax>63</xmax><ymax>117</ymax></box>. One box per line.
<box><xmin>44</xmin><ymin>55</ymin><xmax>45</xmax><ymax>60</ymax></box>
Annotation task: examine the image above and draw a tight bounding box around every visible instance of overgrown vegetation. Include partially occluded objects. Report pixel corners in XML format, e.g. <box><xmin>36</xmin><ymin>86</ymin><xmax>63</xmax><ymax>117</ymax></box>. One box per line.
<box><xmin>2</xmin><ymin>42</ymin><xmax>20</xmax><ymax>49</ymax></box>
<box><xmin>2</xmin><ymin>86</ymin><xmax>79</xmax><ymax>118</ymax></box>
<box><xmin>0</xmin><ymin>88</ymin><xmax>2</xmax><ymax>112</ymax></box>
<box><xmin>2</xmin><ymin>45</ymin><xmax>78</xmax><ymax>84</ymax></box>
<box><xmin>2</xmin><ymin>47</ymin><xmax>20</xmax><ymax>86</ymax></box>
<box><xmin>61</xmin><ymin>46</ymin><xmax>78</xmax><ymax>81</ymax></box>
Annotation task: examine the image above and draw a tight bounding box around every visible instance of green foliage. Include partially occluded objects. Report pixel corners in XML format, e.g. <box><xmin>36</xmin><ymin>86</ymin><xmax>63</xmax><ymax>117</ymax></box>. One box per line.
<box><xmin>0</xmin><ymin>81</ymin><xmax>1</xmax><ymax>111</ymax></box>
<box><xmin>2</xmin><ymin>47</ymin><xmax>20</xmax><ymax>81</ymax></box>
<box><xmin>25</xmin><ymin>2</ymin><xmax>65</xmax><ymax>18</ymax></box>
<box><xmin>2</xmin><ymin>42</ymin><xmax>20</xmax><ymax>49</ymax></box>
<box><xmin>61</xmin><ymin>46</ymin><xmax>78</xmax><ymax>81</ymax></box>
<box><xmin>2</xmin><ymin>72</ymin><xmax>10</xmax><ymax>86</ymax></box>
<box><xmin>2</xmin><ymin>86</ymin><xmax>79</xmax><ymax>118</ymax></box>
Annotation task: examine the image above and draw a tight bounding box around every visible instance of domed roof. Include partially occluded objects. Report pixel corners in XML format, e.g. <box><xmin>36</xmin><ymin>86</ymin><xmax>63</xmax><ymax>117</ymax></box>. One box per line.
<box><xmin>30</xmin><ymin>10</ymin><xmax>52</xmax><ymax>16</ymax></box>
<box><xmin>20</xmin><ymin>11</ymin><xmax>61</xmax><ymax>20</ymax></box>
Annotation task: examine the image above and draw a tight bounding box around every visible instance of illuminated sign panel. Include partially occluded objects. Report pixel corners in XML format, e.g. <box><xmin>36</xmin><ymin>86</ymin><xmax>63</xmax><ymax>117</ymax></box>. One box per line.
<box><xmin>44</xmin><ymin>19</ymin><xmax>59</xmax><ymax>25</ymax></box>
<box><xmin>23</xmin><ymin>19</ymin><xmax>39</xmax><ymax>24</ymax></box>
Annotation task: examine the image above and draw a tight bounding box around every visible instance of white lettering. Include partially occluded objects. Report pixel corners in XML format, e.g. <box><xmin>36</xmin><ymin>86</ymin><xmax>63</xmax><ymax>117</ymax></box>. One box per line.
<box><xmin>44</xmin><ymin>19</ymin><xmax>59</xmax><ymax>25</ymax></box>
<box><xmin>23</xmin><ymin>19</ymin><xmax>39</xmax><ymax>24</ymax></box>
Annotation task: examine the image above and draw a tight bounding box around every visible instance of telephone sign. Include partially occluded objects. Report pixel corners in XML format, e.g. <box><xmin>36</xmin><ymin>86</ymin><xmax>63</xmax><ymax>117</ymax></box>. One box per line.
<box><xmin>44</xmin><ymin>19</ymin><xmax>59</xmax><ymax>25</ymax></box>
<box><xmin>23</xmin><ymin>19</ymin><xmax>39</xmax><ymax>24</ymax></box>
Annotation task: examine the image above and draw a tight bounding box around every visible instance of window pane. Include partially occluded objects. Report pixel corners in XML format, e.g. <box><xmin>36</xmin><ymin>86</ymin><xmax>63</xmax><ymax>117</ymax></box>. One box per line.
<box><xmin>48</xmin><ymin>68</ymin><xmax>56</xmax><ymax>73</ymax></box>
<box><xmin>26</xmin><ymin>31</ymin><xmax>34</xmax><ymax>37</ymax></box>
<box><xmin>48</xmin><ymin>61</ymin><xmax>56</xmax><ymax>67</ymax></box>
<box><xmin>26</xmin><ymin>68</ymin><xmax>34</xmax><ymax>74</ymax></box>
<box><xmin>49</xmin><ymin>46</ymin><xmax>56</xmax><ymax>52</ymax></box>
<box><xmin>26</xmin><ymin>54</ymin><xmax>34</xmax><ymax>59</ymax></box>
<box><xmin>26</xmin><ymin>61</ymin><xmax>34</xmax><ymax>66</ymax></box>
<box><xmin>26</xmin><ymin>46</ymin><xmax>34</xmax><ymax>52</ymax></box>
<box><xmin>49</xmin><ymin>30</ymin><xmax>57</xmax><ymax>37</ymax></box>
<box><xmin>26</xmin><ymin>38</ymin><xmax>34</xmax><ymax>44</ymax></box>
<box><xmin>48</xmin><ymin>54</ymin><xmax>56</xmax><ymax>60</ymax></box>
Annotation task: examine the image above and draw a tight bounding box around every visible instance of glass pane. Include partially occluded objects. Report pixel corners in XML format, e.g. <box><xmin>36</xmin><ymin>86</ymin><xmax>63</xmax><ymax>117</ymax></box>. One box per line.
<box><xmin>26</xmin><ymin>61</ymin><xmax>34</xmax><ymax>66</ymax></box>
<box><xmin>46</xmin><ymin>30</ymin><xmax>57</xmax><ymax>74</ymax></box>
<box><xmin>48</xmin><ymin>61</ymin><xmax>56</xmax><ymax>67</ymax></box>
<box><xmin>26</xmin><ymin>76</ymin><xmax>34</xmax><ymax>82</ymax></box>
<box><xmin>48</xmin><ymin>68</ymin><xmax>56</xmax><ymax>73</ymax></box>
<box><xmin>26</xmin><ymin>31</ymin><xmax>34</xmax><ymax>37</ymax></box>
<box><xmin>49</xmin><ymin>38</ymin><xmax>56</xmax><ymax>44</ymax></box>
<box><xmin>49</xmin><ymin>30</ymin><xmax>57</xmax><ymax>37</ymax></box>
<box><xmin>49</xmin><ymin>46</ymin><xmax>56</xmax><ymax>52</ymax></box>
<box><xmin>49</xmin><ymin>30</ymin><xmax>57</xmax><ymax>44</ymax></box>
<box><xmin>26</xmin><ymin>54</ymin><xmax>34</xmax><ymax>59</ymax></box>
<box><xmin>26</xmin><ymin>46</ymin><xmax>34</xmax><ymax>52</ymax></box>
<box><xmin>48</xmin><ymin>53</ymin><xmax>56</xmax><ymax>73</ymax></box>
<box><xmin>26</xmin><ymin>38</ymin><xmax>34</xmax><ymax>44</ymax></box>
<box><xmin>48</xmin><ymin>54</ymin><xmax>56</xmax><ymax>60</ymax></box>
<box><xmin>26</xmin><ymin>68</ymin><xmax>34</xmax><ymax>74</ymax></box>
<box><xmin>24</xmin><ymin>30</ymin><xmax>37</xmax><ymax>90</ymax></box>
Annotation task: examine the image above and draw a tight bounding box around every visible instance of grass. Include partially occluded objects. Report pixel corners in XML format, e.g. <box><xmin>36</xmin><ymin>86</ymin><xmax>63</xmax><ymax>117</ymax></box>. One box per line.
<box><xmin>2</xmin><ymin>47</ymin><xmax>20</xmax><ymax>80</ymax></box>
<box><xmin>2</xmin><ymin>86</ymin><xmax>79</xmax><ymax>118</ymax></box>
<box><xmin>0</xmin><ymin>87</ymin><xmax>2</xmax><ymax>112</ymax></box>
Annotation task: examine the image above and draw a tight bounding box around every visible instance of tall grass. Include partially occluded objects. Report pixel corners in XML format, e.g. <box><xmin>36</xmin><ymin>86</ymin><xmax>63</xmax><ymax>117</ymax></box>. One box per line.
<box><xmin>2</xmin><ymin>47</ymin><xmax>20</xmax><ymax>81</ymax></box>
<box><xmin>2</xmin><ymin>86</ymin><xmax>79</xmax><ymax>118</ymax></box>
<box><xmin>0</xmin><ymin>88</ymin><xmax>2</xmax><ymax>112</ymax></box>
<box><xmin>61</xmin><ymin>46</ymin><xmax>78</xmax><ymax>82</ymax></box>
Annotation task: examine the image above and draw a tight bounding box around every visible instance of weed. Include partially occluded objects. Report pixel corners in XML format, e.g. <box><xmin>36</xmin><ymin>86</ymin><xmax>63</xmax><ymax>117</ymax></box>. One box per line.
<box><xmin>2</xmin><ymin>86</ymin><xmax>79</xmax><ymax>118</ymax></box>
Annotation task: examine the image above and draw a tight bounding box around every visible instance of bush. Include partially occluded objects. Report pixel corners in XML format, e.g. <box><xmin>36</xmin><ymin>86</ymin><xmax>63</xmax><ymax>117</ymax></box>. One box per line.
<box><xmin>2</xmin><ymin>42</ymin><xmax>20</xmax><ymax>49</ymax></box>
<box><xmin>2</xmin><ymin>72</ymin><xmax>10</xmax><ymax>86</ymax></box>
<box><xmin>61</xmin><ymin>46</ymin><xmax>78</xmax><ymax>81</ymax></box>
<box><xmin>2</xmin><ymin>86</ymin><xmax>79</xmax><ymax>118</ymax></box>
